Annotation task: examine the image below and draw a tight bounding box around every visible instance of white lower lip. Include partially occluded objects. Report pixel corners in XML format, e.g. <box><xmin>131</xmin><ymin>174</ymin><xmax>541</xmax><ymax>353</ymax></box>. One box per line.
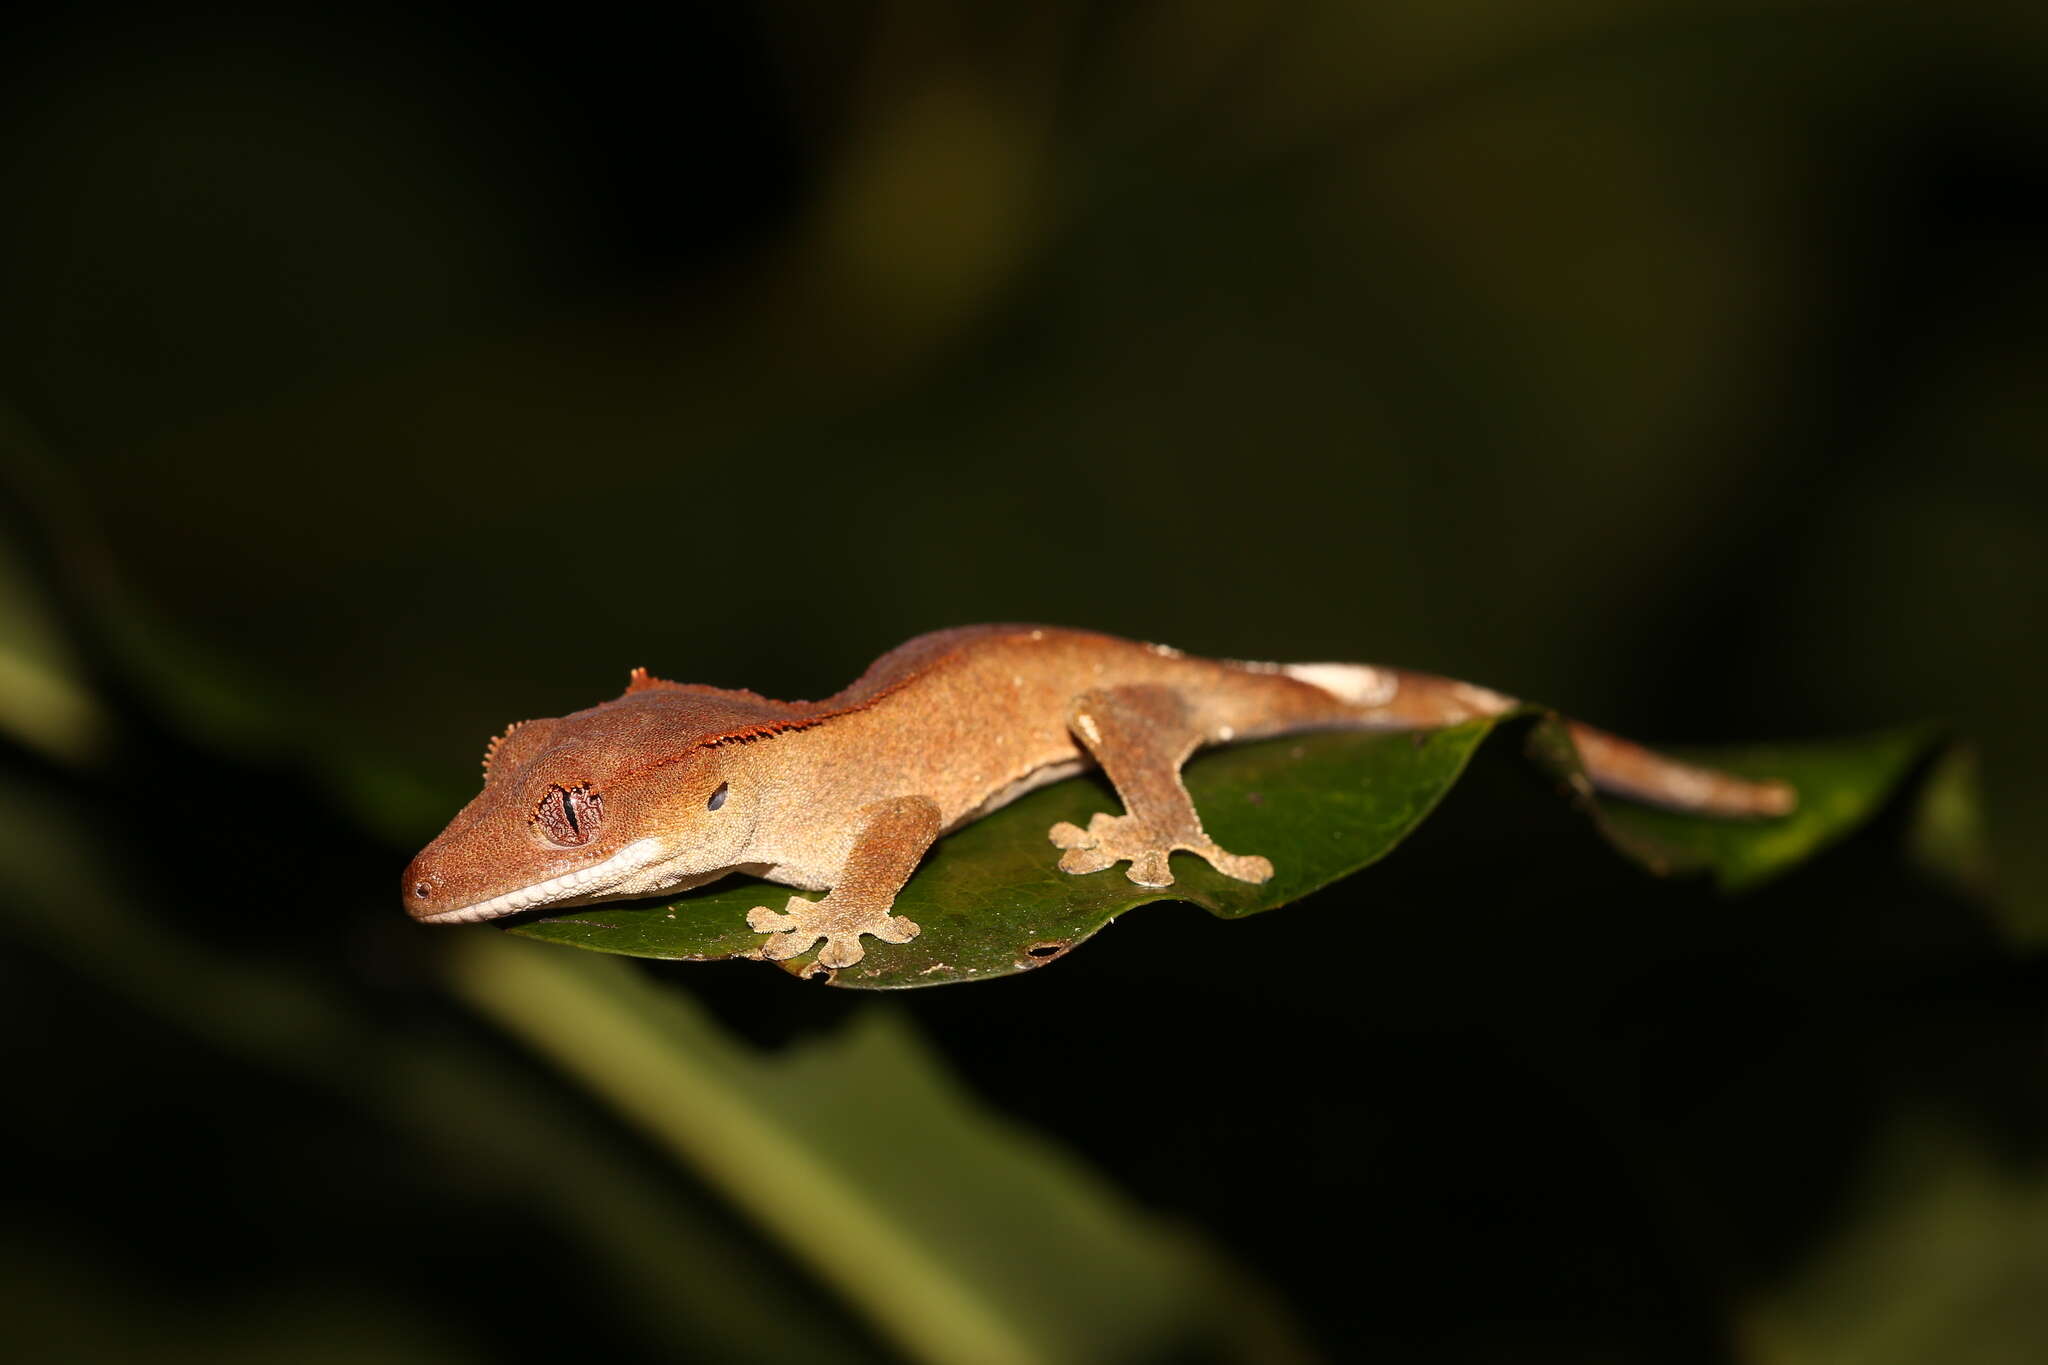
<box><xmin>418</xmin><ymin>837</ymin><xmax>664</xmax><ymax>924</ymax></box>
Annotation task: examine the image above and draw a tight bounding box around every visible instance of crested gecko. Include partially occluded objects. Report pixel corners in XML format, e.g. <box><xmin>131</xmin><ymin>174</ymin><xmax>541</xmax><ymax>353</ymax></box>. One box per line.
<box><xmin>404</xmin><ymin>625</ymin><xmax>1794</xmax><ymax>968</ymax></box>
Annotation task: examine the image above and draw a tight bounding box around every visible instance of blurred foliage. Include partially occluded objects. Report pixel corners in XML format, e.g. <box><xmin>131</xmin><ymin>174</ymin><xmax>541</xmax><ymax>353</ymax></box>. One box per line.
<box><xmin>1740</xmin><ymin>1115</ymin><xmax>2048</xmax><ymax>1365</ymax></box>
<box><xmin>3</xmin><ymin>0</ymin><xmax>2046</xmax><ymax>1360</ymax></box>
<box><xmin>457</xmin><ymin>935</ymin><xmax>1301</xmax><ymax>1362</ymax></box>
<box><xmin>514</xmin><ymin>717</ymin><xmax>1945</xmax><ymax>986</ymax></box>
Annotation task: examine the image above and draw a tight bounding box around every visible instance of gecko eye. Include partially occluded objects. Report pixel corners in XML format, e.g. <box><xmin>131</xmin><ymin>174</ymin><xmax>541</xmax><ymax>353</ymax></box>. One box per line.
<box><xmin>707</xmin><ymin>782</ymin><xmax>728</xmax><ymax>811</ymax></box>
<box><xmin>535</xmin><ymin>784</ymin><xmax>603</xmax><ymax>846</ymax></box>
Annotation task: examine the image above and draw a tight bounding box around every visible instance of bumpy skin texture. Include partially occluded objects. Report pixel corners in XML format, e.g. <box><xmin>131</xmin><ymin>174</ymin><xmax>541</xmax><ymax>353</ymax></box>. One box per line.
<box><xmin>403</xmin><ymin>625</ymin><xmax>1795</xmax><ymax>967</ymax></box>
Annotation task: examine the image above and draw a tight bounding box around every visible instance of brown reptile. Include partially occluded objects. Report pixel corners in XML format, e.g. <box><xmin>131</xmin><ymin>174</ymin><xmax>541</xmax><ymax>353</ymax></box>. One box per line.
<box><xmin>403</xmin><ymin>625</ymin><xmax>1793</xmax><ymax>968</ymax></box>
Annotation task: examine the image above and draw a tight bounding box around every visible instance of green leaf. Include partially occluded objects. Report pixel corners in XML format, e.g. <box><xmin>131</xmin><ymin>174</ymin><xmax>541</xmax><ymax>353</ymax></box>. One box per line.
<box><xmin>1521</xmin><ymin>715</ymin><xmax>1940</xmax><ymax>891</ymax></box>
<box><xmin>509</xmin><ymin>715</ymin><xmax>1949</xmax><ymax>989</ymax></box>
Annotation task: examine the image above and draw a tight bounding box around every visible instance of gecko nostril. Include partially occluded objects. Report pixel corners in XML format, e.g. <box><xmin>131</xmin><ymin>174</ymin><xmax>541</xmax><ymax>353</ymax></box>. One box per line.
<box><xmin>413</xmin><ymin>882</ymin><xmax>431</xmax><ymax>899</ymax></box>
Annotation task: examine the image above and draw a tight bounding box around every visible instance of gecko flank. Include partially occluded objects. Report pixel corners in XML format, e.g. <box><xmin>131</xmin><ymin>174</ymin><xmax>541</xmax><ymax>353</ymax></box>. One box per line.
<box><xmin>403</xmin><ymin>626</ymin><xmax>1796</xmax><ymax>969</ymax></box>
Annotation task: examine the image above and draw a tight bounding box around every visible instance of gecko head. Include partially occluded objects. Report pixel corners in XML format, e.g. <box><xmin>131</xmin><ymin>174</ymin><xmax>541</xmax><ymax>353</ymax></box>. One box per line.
<box><xmin>402</xmin><ymin>706</ymin><xmax>755</xmax><ymax>925</ymax></box>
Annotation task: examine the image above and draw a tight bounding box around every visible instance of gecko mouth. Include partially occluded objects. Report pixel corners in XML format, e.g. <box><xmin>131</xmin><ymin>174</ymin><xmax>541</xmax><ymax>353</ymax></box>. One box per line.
<box><xmin>416</xmin><ymin>837</ymin><xmax>666</xmax><ymax>925</ymax></box>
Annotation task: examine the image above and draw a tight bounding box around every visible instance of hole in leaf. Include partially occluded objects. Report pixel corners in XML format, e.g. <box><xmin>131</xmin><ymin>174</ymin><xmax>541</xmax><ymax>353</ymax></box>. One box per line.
<box><xmin>1025</xmin><ymin>942</ymin><xmax>1066</xmax><ymax>958</ymax></box>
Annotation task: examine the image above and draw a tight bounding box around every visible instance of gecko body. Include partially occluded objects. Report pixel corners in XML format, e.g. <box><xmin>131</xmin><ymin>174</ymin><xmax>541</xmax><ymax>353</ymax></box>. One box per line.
<box><xmin>404</xmin><ymin>626</ymin><xmax>1793</xmax><ymax>967</ymax></box>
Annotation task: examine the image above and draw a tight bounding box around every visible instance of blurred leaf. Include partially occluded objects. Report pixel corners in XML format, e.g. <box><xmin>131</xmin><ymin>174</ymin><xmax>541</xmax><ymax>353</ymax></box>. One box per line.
<box><xmin>0</xmin><ymin>733</ymin><xmax>889</xmax><ymax>1363</ymax></box>
<box><xmin>1</xmin><ymin>400</ymin><xmax>296</xmax><ymax>761</ymax></box>
<box><xmin>512</xmin><ymin>715</ymin><xmax>1946</xmax><ymax>988</ymax></box>
<box><xmin>1739</xmin><ymin>1115</ymin><xmax>2048</xmax><ymax>1365</ymax></box>
<box><xmin>452</xmin><ymin>934</ymin><xmax>1302</xmax><ymax>1365</ymax></box>
<box><xmin>0</xmin><ymin>536</ymin><xmax>105</xmax><ymax>764</ymax></box>
<box><xmin>0</xmin><ymin>409</ymin><xmax>108</xmax><ymax>764</ymax></box>
<box><xmin>1904</xmin><ymin>743</ymin><xmax>1998</xmax><ymax>904</ymax></box>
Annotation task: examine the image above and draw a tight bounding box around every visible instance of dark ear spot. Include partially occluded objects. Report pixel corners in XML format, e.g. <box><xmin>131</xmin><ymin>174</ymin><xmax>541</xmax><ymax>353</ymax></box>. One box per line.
<box><xmin>707</xmin><ymin>782</ymin><xmax>729</xmax><ymax>811</ymax></box>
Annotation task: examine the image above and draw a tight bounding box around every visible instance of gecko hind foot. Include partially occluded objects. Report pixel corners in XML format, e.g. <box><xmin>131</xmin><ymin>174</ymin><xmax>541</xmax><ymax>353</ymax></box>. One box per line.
<box><xmin>747</xmin><ymin>895</ymin><xmax>921</xmax><ymax>969</ymax></box>
<box><xmin>1048</xmin><ymin>813</ymin><xmax>1274</xmax><ymax>888</ymax></box>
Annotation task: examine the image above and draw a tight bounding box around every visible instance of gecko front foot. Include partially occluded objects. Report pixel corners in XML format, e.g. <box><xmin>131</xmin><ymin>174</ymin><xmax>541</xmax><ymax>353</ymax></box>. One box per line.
<box><xmin>747</xmin><ymin>895</ymin><xmax>921</xmax><ymax>969</ymax></box>
<box><xmin>1048</xmin><ymin>813</ymin><xmax>1274</xmax><ymax>889</ymax></box>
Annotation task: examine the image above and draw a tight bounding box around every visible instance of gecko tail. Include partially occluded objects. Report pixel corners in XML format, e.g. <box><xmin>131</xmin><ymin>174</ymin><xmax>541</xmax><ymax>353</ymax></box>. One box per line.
<box><xmin>1277</xmin><ymin>662</ymin><xmax>1796</xmax><ymax>819</ymax></box>
<box><xmin>1556</xmin><ymin>719</ymin><xmax>1796</xmax><ymax>817</ymax></box>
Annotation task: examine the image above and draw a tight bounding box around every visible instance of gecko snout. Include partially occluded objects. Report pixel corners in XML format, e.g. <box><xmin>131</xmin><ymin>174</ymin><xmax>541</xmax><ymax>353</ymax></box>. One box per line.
<box><xmin>401</xmin><ymin>843</ymin><xmax>460</xmax><ymax>921</ymax></box>
<box><xmin>402</xmin><ymin>856</ymin><xmax>438</xmax><ymax>918</ymax></box>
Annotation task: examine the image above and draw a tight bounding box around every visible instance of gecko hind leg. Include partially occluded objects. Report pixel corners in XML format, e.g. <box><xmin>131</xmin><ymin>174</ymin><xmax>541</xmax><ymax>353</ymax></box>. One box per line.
<box><xmin>1047</xmin><ymin>685</ymin><xmax>1274</xmax><ymax>889</ymax></box>
<box><xmin>748</xmin><ymin>795</ymin><xmax>940</xmax><ymax>969</ymax></box>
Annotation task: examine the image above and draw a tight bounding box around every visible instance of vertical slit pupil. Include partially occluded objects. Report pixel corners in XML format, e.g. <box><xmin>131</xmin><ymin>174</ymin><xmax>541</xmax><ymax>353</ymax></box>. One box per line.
<box><xmin>561</xmin><ymin>789</ymin><xmax>580</xmax><ymax>835</ymax></box>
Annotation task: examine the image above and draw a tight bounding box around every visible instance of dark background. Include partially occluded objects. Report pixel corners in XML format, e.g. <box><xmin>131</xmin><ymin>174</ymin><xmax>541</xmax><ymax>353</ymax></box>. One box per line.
<box><xmin>2</xmin><ymin>3</ymin><xmax>2045</xmax><ymax>1361</ymax></box>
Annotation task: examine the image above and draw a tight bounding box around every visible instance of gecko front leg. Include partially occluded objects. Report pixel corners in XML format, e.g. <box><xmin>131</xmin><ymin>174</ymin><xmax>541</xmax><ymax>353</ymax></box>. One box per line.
<box><xmin>747</xmin><ymin>794</ymin><xmax>941</xmax><ymax>968</ymax></box>
<box><xmin>1048</xmin><ymin>685</ymin><xmax>1274</xmax><ymax>888</ymax></box>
